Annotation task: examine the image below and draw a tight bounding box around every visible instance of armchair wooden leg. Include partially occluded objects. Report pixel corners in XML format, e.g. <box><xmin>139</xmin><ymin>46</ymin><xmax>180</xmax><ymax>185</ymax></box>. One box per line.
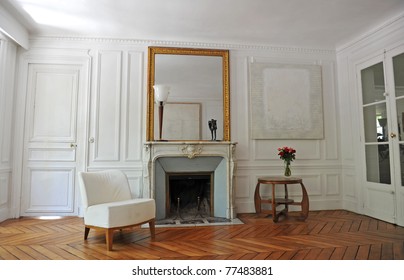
<box><xmin>84</xmin><ymin>227</ymin><xmax>90</xmax><ymax>240</ymax></box>
<box><xmin>106</xmin><ymin>229</ymin><xmax>114</xmax><ymax>251</ymax></box>
<box><xmin>149</xmin><ymin>219</ymin><xmax>156</xmax><ymax>241</ymax></box>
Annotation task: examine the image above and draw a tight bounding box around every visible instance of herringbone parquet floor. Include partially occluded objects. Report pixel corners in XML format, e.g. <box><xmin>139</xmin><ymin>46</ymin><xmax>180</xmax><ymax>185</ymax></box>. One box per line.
<box><xmin>0</xmin><ymin>210</ymin><xmax>403</xmax><ymax>260</ymax></box>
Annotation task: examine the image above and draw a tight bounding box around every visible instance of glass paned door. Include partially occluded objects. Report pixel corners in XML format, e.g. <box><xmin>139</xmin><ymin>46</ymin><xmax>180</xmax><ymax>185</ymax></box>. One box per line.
<box><xmin>358</xmin><ymin>55</ymin><xmax>396</xmax><ymax>224</ymax></box>
<box><xmin>361</xmin><ymin>62</ymin><xmax>391</xmax><ymax>184</ymax></box>
<box><xmin>392</xmin><ymin>53</ymin><xmax>404</xmax><ymax>186</ymax></box>
<box><xmin>358</xmin><ymin>48</ymin><xmax>404</xmax><ymax>226</ymax></box>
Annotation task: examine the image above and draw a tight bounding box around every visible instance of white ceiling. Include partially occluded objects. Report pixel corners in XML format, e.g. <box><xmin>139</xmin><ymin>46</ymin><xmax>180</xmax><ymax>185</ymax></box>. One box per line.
<box><xmin>3</xmin><ymin>0</ymin><xmax>404</xmax><ymax>49</ymax></box>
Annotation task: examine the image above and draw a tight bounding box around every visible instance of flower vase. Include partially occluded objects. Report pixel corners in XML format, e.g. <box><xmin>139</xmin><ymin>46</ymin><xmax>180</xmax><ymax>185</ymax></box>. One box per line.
<box><xmin>284</xmin><ymin>161</ymin><xmax>291</xmax><ymax>177</ymax></box>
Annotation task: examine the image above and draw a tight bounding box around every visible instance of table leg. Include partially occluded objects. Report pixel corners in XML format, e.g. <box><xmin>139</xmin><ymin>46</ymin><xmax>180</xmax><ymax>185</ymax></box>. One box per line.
<box><xmin>272</xmin><ymin>183</ymin><xmax>278</xmax><ymax>222</ymax></box>
<box><xmin>254</xmin><ymin>182</ymin><xmax>261</xmax><ymax>213</ymax></box>
<box><xmin>284</xmin><ymin>184</ymin><xmax>289</xmax><ymax>215</ymax></box>
<box><xmin>300</xmin><ymin>182</ymin><xmax>309</xmax><ymax>220</ymax></box>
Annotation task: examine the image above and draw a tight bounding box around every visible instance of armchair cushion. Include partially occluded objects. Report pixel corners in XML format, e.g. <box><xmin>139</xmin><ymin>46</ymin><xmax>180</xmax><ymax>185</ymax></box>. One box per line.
<box><xmin>85</xmin><ymin>198</ymin><xmax>156</xmax><ymax>228</ymax></box>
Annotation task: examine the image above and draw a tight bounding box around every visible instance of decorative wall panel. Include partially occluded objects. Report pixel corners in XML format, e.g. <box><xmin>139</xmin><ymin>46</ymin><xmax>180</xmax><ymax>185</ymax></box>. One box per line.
<box><xmin>25</xmin><ymin>168</ymin><xmax>74</xmax><ymax>213</ymax></box>
<box><xmin>325</xmin><ymin>174</ymin><xmax>340</xmax><ymax>196</ymax></box>
<box><xmin>254</xmin><ymin>140</ymin><xmax>321</xmax><ymax>160</ymax></box>
<box><xmin>92</xmin><ymin>50</ymin><xmax>122</xmax><ymax>161</ymax></box>
<box><xmin>125</xmin><ymin>51</ymin><xmax>143</xmax><ymax>161</ymax></box>
<box><xmin>234</xmin><ymin>175</ymin><xmax>250</xmax><ymax>198</ymax></box>
<box><xmin>0</xmin><ymin>174</ymin><xmax>9</xmax><ymax>206</ymax></box>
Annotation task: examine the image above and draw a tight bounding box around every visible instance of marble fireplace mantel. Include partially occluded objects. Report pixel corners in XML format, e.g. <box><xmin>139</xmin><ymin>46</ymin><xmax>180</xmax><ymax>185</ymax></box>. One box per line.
<box><xmin>142</xmin><ymin>141</ymin><xmax>237</xmax><ymax>219</ymax></box>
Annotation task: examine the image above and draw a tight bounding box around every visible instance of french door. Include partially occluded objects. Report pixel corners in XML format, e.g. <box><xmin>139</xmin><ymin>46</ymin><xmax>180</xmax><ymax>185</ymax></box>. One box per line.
<box><xmin>358</xmin><ymin>45</ymin><xmax>404</xmax><ymax>226</ymax></box>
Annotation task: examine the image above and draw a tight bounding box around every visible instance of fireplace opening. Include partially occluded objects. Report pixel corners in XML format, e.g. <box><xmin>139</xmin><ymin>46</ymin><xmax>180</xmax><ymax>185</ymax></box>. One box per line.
<box><xmin>166</xmin><ymin>172</ymin><xmax>213</xmax><ymax>220</ymax></box>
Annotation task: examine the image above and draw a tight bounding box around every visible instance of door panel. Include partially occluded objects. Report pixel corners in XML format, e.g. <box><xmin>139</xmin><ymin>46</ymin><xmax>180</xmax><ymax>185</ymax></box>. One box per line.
<box><xmin>390</xmin><ymin>49</ymin><xmax>404</xmax><ymax>225</ymax></box>
<box><xmin>358</xmin><ymin>54</ymin><xmax>396</xmax><ymax>223</ymax></box>
<box><xmin>31</xmin><ymin>72</ymin><xmax>78</xmax><ymax>140</ymax></box>
<box><xmin>27</xmin><ymin>168</ymin><xmax>75</xmax><ymax>212</ymax></box>
<box><xmin>21</xmin><ymin>63</ymin><xmax>88</xmax><ymax>216</ymax></box>
<box><xmin>365</xmin><ymin>186</ymin><xmax>396</xmax><ymax>221</ymax></box>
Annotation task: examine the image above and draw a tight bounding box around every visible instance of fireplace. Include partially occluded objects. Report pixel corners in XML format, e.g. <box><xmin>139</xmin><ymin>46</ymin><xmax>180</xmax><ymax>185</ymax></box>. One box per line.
<box><xmin>143</xmin><ymin>142</ymin><xmax>237</xmax><ymax>221</ymax></box>
<box><xmin>166</xmin><ymin>172</ymin><xmax>213</xmax><ymax>220</ymax></box>
<box><xmin>154</xmin><ymin>156</ymin><xmax>227</xmax><ymax>220</ymax></box>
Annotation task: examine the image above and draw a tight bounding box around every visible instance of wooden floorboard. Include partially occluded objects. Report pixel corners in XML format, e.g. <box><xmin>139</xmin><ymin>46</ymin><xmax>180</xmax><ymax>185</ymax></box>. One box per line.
<box><xmin>0</xmin><ymin>210</ymin><xmax>404</xmax><ymax>260</ymax></box>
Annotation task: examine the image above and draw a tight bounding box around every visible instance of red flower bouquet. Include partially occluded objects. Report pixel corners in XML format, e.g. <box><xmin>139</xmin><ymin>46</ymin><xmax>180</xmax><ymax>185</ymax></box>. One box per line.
<box><xmin>277</xmin><ymin>146</ymin><xmax>296</xmax><ymax>176</ymax></box>
<box><xmin>277</xmin><ymin>146</ymin><xmax>296</xmax><ymax>162</ymax></box>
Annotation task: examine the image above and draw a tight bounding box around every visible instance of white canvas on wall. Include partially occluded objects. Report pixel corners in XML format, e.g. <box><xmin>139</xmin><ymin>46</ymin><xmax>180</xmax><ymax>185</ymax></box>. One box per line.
<box><xmin>250</xmin><ymin>62</ymin><xmax>324</xmax><ymax>139</ymax></box>
<box><xmin>154</xmin><ymin>103</ymin><xmax>201</xmax><ymax>140</ymax></box>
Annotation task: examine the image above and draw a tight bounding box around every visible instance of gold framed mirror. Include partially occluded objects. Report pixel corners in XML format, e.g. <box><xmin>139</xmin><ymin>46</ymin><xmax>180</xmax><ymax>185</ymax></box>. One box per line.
<box><xmin>147</xmin><ymin>46</ymin><xmax>230</xmax><ymax>141</ymax></box>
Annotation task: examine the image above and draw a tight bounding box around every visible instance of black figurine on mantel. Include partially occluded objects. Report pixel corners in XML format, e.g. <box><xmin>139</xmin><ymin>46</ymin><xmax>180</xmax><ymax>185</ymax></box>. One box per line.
<box><xmin>208</xmin><ymin>119</ymin><xmax>217</xmax><ymax>141</ymax></box>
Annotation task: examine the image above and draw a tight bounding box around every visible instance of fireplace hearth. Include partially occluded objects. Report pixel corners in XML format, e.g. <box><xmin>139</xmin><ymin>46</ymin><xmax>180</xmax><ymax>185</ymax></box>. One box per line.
<box><xmin>155</xmin><ymin>216</ymin><xmax>233</xmax><ymax>226</ymax></box>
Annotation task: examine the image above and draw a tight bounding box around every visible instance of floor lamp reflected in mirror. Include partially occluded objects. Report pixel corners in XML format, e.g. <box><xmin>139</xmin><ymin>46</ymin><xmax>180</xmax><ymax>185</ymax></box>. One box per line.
<box><xmin>153</xmin><ymin>84</ymin><xmax>170</xmax><ymax>141</ymax></box>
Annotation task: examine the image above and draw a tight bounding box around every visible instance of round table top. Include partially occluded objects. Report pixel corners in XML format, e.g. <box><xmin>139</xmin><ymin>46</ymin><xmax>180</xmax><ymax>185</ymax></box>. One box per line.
<box><xmin>257</xmin><ymin>176</ymin><xmax>302</xmax><ymax>184</ymax></box>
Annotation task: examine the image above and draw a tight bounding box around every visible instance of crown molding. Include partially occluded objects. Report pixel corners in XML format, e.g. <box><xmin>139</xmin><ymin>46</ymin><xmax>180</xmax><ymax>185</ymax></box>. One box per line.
<box><xmin>0</xmin><ymin>4</ymin><xmax>29</xmax><ymax>49</ymax></box>
<box><xmin>28</xmin><ymin>35</ymin><xmax>335</xmax><ymax>56</ymax></box>
<box><xmin>336</xmin><ymin>12</ymin><xmax>404</xmax><ymax>55</ymax></box>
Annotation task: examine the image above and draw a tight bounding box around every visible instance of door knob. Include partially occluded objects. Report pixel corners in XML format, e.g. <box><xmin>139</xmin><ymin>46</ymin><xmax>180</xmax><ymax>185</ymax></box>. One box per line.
<box><xmin>70</xmin><ymin>143</ymin><xmax>77</xmax><ymax>148</ymax></box>
<box><xmin>390</xmin><ymin>132</ymin><xmax>397</xmax><ymax>138</ymax></box>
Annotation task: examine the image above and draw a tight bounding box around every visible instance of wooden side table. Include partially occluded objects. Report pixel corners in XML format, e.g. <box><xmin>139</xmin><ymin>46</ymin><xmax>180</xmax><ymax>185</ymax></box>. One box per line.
<box><xmin>254</xmin><ymin>176</ymin><xmax>309</xmax><ymax>222</ymax></box>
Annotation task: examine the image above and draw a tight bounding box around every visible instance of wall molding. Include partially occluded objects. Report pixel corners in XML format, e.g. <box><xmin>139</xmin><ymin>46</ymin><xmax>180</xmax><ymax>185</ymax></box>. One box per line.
<box><xmin>124</xmin><ymin>51</ymin><xmax>144</xmax><ymax>162</ymax></box>
<box><xmin>237</xmin><ymin>197</ymin><xmax>342</xmax><ymax>214</ymax></box>
<box><xmin>337</xmin><ymin>12</ymin><xmax>404</xmax><ymax>54</ymax></box>
<box><xmin>91</xmin><ymin>50</ymin><xmax>122</xmax><ymax>162</ymax></box>
<box><xmin>29</xmin><ymin>36</ymin><xmax>336</xmax><ymax>56</ymax></box>
<box><xmin>236</xmin><ymin>163</ymin><xmax>342</xmax><ymax>171</ymax></box>
<box><xmin>0</xmin><ymin>4</ymin><xmax>29</xmax><ymax>49</ymax></box>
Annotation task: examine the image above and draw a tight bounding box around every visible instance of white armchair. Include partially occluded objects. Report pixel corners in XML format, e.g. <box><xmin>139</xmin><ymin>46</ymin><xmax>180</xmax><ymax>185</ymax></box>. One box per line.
<box><xmin>78</xmin><ymin>170</ymin><xmax>155</xmax><ymax>250</ymax></box>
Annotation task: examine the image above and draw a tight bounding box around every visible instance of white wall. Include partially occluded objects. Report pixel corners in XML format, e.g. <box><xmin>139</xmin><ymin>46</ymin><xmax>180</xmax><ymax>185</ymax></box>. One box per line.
<box><xmin>0</xmin><ymin>37</ymin><xmax>17</xmax><ymax>221</ymax></box>
<box><xmin>231</xmin><ymin>47</ymin><xmax>340</xmax><ymax>213</ymax></box>
<box><xmin>7</xmin><ymin>37</ymin><xmax>340</xmax><ymax>217</ymax></box>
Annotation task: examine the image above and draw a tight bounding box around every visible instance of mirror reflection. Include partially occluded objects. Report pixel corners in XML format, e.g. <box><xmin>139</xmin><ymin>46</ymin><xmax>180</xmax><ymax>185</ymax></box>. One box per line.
<box><xmin>147</xmin><ymin>47</ymin><xmax>230</xmax><ymax>141</ymax></box>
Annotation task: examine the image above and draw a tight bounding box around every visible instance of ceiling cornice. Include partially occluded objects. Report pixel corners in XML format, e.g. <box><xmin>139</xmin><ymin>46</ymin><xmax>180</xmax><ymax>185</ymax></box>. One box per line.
<box><xmin>28</xmin><ymin>35</ymin><xmax>336</xmax><ymax>56</ymax></box>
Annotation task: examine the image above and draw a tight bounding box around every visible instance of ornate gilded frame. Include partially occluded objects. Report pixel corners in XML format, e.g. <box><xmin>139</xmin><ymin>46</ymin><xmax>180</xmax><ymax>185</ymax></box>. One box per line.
<box><xmin>146</xmin><ymin>46</ymin><xmax>230</xmax><ymax>141</ymax></box>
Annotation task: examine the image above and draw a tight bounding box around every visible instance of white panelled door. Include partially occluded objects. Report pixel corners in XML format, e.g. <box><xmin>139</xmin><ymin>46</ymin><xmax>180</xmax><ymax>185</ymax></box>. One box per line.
<box><xmin>20</xmin><ymin>62</ymin><xmax>89</xmax><ymax>216</ymax></box>
<box><xmin>358</xmin><ymin>45</ymin><xmax>404</xmax><ymax>226</ymax></box>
